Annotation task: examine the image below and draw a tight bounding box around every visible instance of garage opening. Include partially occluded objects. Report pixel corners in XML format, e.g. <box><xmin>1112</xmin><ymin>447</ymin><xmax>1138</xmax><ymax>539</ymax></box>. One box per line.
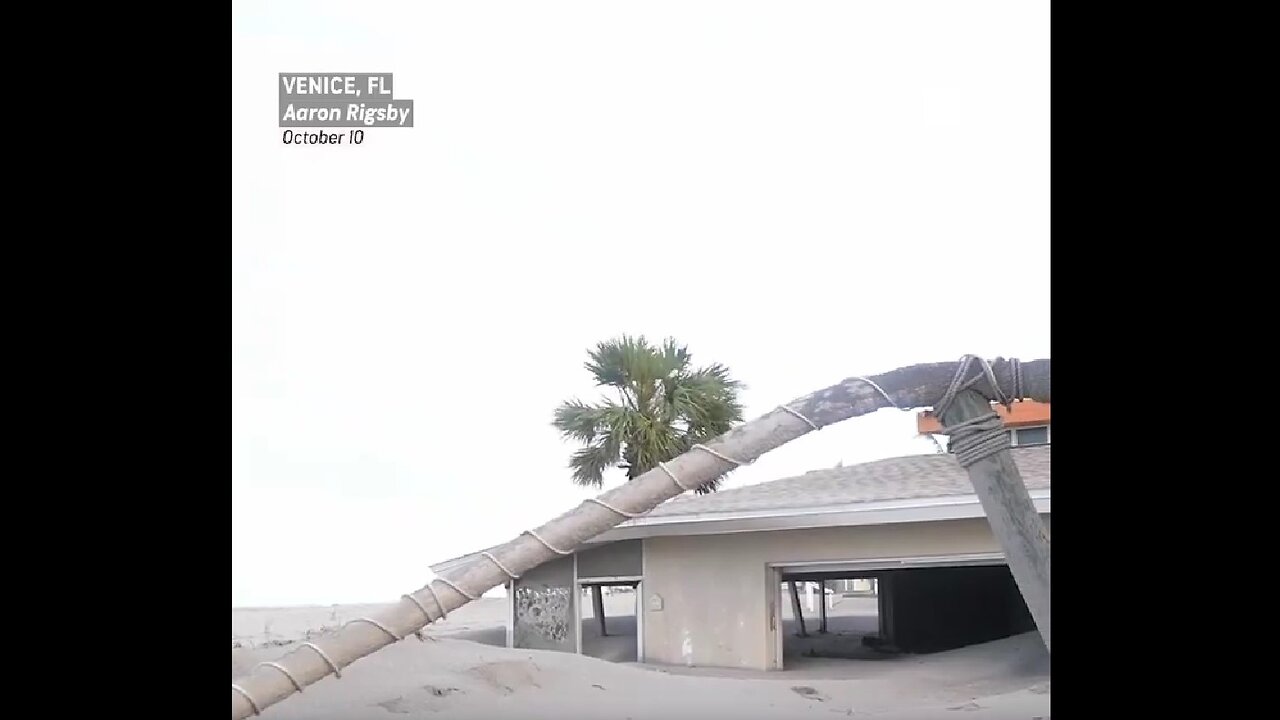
<box><xmin>778</xmin><ymin>574</ymin><xmax>884</xmax><ymax>663</ymax></box>
<box><xmin>773</xmin><ymin>554</ymin><xmax>1035</xmax><ymax>669</ymax></box>
<box><xmin>578</xmin><ymin>581</ymin><xmax>640</xmax><ymax>662</ymax></box>
<box><xmin>573</xmin><ymin>540</ymin><xmax>644</xmax><ymax>663</ymax></box>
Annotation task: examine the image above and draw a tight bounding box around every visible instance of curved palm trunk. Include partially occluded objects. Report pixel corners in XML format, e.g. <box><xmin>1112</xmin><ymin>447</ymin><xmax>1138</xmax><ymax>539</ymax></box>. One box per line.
<box><xmin>233</xmin><ymin>358</ymin><xmax>1050</xmax><ymax>719</ymax></box>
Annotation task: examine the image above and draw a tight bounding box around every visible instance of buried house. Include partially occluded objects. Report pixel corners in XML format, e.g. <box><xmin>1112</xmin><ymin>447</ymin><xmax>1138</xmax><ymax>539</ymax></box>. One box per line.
<box><xmin>432</xmin><ymin>403</ymin><xmax>1051</xmax><ymax>672</ymax></box>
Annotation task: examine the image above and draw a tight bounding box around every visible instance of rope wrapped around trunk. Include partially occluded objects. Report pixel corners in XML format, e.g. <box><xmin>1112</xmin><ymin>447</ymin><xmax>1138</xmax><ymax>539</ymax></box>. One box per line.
<box><xmin>933</xmin><ymin>355</ymin><xmax>1024</xmax><ymax>467</ymax></box>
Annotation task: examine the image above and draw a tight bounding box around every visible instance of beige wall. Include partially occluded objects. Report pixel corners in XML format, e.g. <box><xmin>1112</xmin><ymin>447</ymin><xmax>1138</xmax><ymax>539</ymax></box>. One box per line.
<box><xmin>640</xmin><ymin>515</ymin><xmax>1050</xmax><ymax>670</ymax></box>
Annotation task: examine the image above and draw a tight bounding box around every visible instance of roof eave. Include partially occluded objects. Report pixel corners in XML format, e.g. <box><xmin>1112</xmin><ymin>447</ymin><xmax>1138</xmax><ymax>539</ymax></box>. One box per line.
<box><xmin>583</xmin><ymin>490</ymin><xmax>1050</xmax><ymax>545</ymax></box>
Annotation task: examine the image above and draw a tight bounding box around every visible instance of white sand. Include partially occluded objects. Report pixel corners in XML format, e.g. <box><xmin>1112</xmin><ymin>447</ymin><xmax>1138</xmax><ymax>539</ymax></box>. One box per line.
<box><xmin>233</xmin><ymin>597</ymin><xmax>1049</xmax><ymax>719</ymax></box>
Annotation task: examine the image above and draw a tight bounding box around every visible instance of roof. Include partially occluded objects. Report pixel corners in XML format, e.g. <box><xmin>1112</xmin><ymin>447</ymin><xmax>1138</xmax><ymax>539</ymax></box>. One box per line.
<box><xmin>638</xmin><ymin>445</ymin><xmax>1050</xmax><ymax>519</ymax></box>
<box><xmin>430</xmin><ymin>446</ymin><xmax>1050</xmax><ymax>572</ymax></box>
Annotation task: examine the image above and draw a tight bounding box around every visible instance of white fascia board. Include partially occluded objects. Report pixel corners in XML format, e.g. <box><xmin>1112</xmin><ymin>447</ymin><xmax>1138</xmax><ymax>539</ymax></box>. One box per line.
<box><xmin>771</xmin><ymin>551</ymin><xmax>1009</xmax><ymax>575</ymax></box>
<box><xmin>584</xmin><ymin>491</ymin><xmax>1050</xmax><ymax>544</ymax></box>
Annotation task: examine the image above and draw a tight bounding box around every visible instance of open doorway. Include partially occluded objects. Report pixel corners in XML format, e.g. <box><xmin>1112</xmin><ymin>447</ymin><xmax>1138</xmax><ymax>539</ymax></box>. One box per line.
<box><xmin>577</xmin><ymin>580</ymin><xmax>641</xmax><ymax>662</ymax></box>
<box><xmin>771</xmin><ymin>556</ymin><xmax>1036</xmax><ymax>670</ymax></box>
<box><xmin>778</xmin><ymin>574</ymin><xmax>885</xmax><ymax>664</ymax></box>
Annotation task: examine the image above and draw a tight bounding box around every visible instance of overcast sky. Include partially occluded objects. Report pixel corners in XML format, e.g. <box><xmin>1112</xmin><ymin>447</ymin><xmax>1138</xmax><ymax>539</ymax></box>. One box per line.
<box><xmin>232</xmin><ymin>0</ymin><xmax>1049</xmax><ymax>607</ymax></box>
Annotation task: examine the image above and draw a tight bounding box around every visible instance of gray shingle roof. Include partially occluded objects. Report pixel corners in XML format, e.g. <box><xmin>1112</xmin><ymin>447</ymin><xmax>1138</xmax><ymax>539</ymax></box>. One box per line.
<box><xmin>640</xmin><ymin>445</ymin><xmax>1051</xmax><ymax>519</ymax></box>
<box><xmin>430</xmin><ymin>446</ymin><xmax>1050</xmax><ymax>572</ymax></box>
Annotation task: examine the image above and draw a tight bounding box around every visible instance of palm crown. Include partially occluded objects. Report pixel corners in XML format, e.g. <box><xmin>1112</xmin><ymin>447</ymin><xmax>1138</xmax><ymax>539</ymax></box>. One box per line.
<box><xmin>553</xmin><ymin>335</ymin><xmax>745</xmax><ymax>495</ymax></box>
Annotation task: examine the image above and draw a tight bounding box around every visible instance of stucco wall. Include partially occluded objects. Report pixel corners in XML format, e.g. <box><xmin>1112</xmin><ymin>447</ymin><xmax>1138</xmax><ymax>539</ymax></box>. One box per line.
<box><xmin>640</xmin><ymin>514</ymin><xmax>1050</xmax><ymax>670</ymax></box>
<box><xmin>577</xmin><ymin>539</ymin><xmax>642</xmax><ymax>579</ymax></box>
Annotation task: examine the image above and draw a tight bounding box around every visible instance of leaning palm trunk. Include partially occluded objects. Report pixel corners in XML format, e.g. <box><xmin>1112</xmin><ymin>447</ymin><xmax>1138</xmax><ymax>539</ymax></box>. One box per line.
<box><xmin>937</xmin><ymin>389</ymin><xmax>1052</xmax><ymax>651</ymax></box>
<box><xmin>233</xmin><ymin>358</ymin><xmax>1050</xmax><ymax>719</ymax></box>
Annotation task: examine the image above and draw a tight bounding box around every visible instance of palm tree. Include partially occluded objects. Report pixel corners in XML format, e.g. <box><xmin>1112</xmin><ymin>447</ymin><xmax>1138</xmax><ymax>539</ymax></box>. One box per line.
<box><xmin>553</xmin><ymin>335</ymin><xmax>746</xmax><ymax>495</ymax></box>
<box><xmin>232</xmin><ymin>357</ymin><xmax>1050</xmax><ymax>719</ymax></box>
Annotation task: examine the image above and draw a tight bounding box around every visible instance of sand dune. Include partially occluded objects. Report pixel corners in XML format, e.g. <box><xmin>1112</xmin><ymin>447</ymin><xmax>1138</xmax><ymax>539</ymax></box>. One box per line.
<box><xmin>233</xmin><ymin>599</ymin><xmax>1049</xmax><ymax>719</ymax></box>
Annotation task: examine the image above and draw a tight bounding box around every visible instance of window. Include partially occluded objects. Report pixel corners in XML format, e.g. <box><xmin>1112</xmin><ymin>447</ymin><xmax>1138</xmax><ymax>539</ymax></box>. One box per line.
<box><xmin>1012</xmin><ymin>425</ymin><xmax>1049</xmax><ymax>446</ymax></box>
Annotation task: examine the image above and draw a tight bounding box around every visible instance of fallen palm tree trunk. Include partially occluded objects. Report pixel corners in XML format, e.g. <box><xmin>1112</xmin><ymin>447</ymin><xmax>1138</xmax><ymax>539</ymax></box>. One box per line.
<box><xmin>233</xmin><ymin>357</ymin><xmax>1050</xmax><ymax>719</ymax></box>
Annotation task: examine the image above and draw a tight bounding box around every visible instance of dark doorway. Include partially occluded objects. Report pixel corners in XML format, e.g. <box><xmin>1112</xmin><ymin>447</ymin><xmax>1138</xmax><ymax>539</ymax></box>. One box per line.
<box><xmin>877</xmin><ymin>565</ymin><xmax>1034</xmax><ymax>653</ymax></box>
<box><xmin>578</xmin><ymin>581</ymin><xmax>640</xmax><ymax>662</ymax></box>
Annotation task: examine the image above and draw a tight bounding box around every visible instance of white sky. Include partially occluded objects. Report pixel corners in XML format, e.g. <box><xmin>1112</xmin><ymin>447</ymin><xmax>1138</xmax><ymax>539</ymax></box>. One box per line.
<box><xmin>232</xmin><ymin>0</ymin><xmax>1049</xmax><ymax>608</ymax></box>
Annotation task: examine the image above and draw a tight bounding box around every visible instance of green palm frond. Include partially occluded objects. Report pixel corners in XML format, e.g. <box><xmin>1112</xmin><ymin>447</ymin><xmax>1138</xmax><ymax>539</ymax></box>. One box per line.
<box><xmin>657</xmin><ymin>338</ymin><xmax>692</xmax><ymax>377</ymax></box>
<box><xmin>568</xmin><ymin>439</ymin><xmax>622</xmax><ymax>488</ymax></box>
<box><xmin>556</xmin><ymin>335</ymin><xmax>746</xmax><ymax>494</ymax></box>
<box><xmin>585</xmin><ymin>335</ymin><xmax>653</xmax><ymax>388</ymax></box>
<box><xmin>552</xmin><ymin>400</ymin><xmax>607</xmax><ymax>443</ymax></box>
